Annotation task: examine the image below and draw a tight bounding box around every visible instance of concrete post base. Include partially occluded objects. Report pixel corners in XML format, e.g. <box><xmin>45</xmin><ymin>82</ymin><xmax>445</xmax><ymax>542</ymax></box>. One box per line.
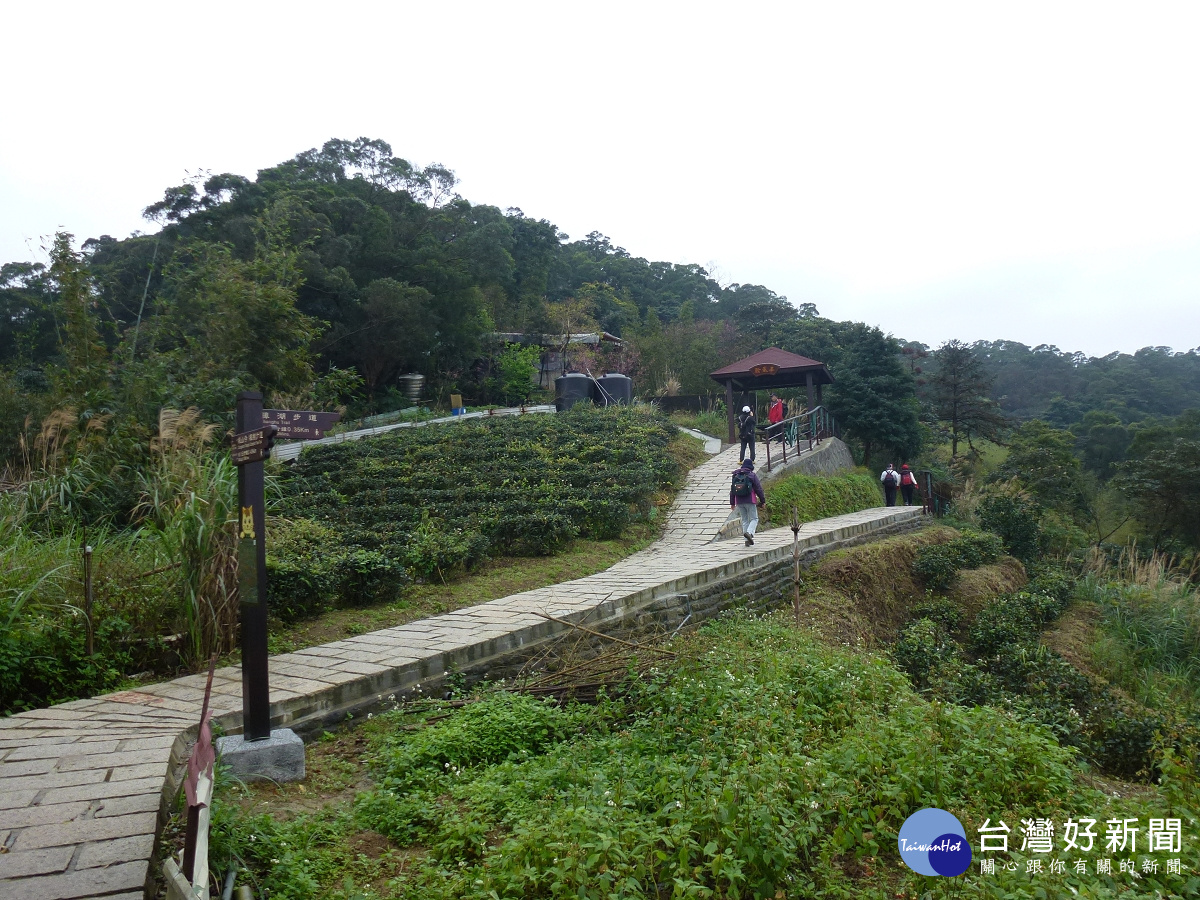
<box><xmin>216</xmin><ymin>728</ymin><xmax>305</xmax><ymax>783</ymax></box>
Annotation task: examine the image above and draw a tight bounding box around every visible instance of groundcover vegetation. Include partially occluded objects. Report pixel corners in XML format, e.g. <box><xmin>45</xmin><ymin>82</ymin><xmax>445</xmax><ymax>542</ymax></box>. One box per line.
<box><xmin>267</xmin><ymin>406</ymin><xmax>682</xmax><ymax>621</ymax></box>
<box><xmin>209</xmin><ymin>614</ymin><xmax>1199</xmax><ymax>900</ymax></box>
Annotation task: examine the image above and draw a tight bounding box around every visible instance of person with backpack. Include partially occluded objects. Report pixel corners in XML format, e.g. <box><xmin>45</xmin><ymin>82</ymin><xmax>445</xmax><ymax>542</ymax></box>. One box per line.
<box><xmin>729</xmin><ymin>458</ymin><xmax>766</xmax><ymax>546</ymax></box>
<box><xmin>899</xmin><ymin>463</ymin><xmax>918</xmax><ymax>506</ymax></box>
<box><xmin>737</xmin><ymin>405</ymin><xmax>757</xmax><ymax>462</ymax></box>
<box><xmin>880</xmin><ymin>463</ymin><xmax>900</xmax><ymax>507</ymax></box>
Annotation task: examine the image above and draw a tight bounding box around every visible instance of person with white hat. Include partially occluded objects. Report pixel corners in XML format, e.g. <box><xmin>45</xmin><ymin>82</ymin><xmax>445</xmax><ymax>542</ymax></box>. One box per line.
<box><xmin>736</xmin><ymin>405</ymin><xmax>757</xmax><ymax>463</ymax></box>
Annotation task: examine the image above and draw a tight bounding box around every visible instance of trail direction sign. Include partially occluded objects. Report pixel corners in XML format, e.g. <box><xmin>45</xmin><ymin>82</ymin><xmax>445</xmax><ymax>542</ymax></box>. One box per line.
<box><xmin>263</xmin><ymin>409</ymin><xmax>341</xmax><ymax>440</ymax></box>
<box><xmin>230</xmin><ymin>426</ymin><xmax>278</xmax><ymax>466</ymax></box>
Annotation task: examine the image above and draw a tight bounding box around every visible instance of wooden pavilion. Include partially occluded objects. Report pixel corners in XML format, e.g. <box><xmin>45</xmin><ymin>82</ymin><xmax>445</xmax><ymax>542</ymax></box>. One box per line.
<box><xmin>709</xmin><ymin>348</ymin><xmax>834</xmax><ymax>443</ymax></box>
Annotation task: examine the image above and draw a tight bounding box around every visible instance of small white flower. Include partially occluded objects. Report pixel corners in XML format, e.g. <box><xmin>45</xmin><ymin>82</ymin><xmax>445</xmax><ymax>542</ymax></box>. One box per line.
<box><xmin>810</xmin><ymin>801</ymin><xmax>818</xmax><ymax>809</ymax></box>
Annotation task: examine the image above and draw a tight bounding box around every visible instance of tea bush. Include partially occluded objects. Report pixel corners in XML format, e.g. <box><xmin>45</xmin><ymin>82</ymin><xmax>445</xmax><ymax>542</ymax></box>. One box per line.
<box><xmin>266</xmin><ymin>519</ymin><xmax>410</xmax><ymax>622</ymax></box>
<box><xmin>978</xmin><ymin>494</ymin><xmax>1045</xmax><ymax>563</ymax></box>
<box><xmin>912</xmin><ymin>529</ymin><xmax>1003</xmax><ymax>589</ymax></box>
<box><xmin>893</xmin><ymin>567</ymin><xmax>1166</xmax><ymax>780</ymax></box>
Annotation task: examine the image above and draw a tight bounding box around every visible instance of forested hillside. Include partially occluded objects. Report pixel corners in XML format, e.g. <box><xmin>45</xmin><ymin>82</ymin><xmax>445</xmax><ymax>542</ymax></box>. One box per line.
<box><xmin>3</xmin><ymin>136</ymin><xmax>1198</xmax><ymax>475</ymax></box>
<box><xmin>2</xmin><ymin>136</ymin><xmax>1198</xmax><ymax>557</ymax></box>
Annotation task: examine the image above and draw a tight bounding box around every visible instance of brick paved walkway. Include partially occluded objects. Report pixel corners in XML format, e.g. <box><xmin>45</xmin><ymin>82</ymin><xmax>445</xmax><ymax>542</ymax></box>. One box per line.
<box><xmin>0</xmin><ymin>441</ymin><xmax>918</xmax><ymax>899</ymax></box>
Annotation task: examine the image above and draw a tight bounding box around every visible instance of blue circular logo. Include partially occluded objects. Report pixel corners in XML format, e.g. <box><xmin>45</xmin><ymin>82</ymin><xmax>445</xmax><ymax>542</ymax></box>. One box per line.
<box><xmin>898</xmin><ymin>808</ymin><xmax>972</xmax><ymax>876</ymax></box>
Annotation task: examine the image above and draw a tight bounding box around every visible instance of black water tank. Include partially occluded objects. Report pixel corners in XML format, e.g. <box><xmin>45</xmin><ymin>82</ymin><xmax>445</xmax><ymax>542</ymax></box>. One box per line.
<box><xmin>594</xmin><ymin>373</ymin><xmax>633</xmax><ymax>406</ymax></box>
<box><xmin>555</xmin><ymin>373</ymin><xmax>593</xmax><ymax>411</ymax></box>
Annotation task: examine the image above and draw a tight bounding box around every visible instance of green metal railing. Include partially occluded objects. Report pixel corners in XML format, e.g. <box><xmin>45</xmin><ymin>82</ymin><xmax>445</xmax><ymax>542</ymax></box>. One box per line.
<box><xmin>758</xmin><ymin>406</ymin><xmax>840</xmax><ymax>472</ymax></box>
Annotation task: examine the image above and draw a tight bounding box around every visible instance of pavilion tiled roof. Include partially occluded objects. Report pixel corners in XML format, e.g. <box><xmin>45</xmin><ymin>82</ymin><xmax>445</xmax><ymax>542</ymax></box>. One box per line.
<box><xmin>710</xmin><ymin>348</ymin><xmax>826</xmax><ymax>377</ymax></box>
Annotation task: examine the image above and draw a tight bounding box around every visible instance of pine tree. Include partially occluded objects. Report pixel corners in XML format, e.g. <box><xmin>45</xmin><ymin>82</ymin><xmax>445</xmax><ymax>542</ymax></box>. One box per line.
<box><xmin>929</xmin><ymin>340</ymin><xmax>1006</xmax><ymax>457</ymax></box>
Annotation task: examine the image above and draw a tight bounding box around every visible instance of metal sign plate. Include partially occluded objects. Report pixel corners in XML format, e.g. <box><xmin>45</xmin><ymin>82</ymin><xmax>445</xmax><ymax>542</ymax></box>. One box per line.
<box><xmin>231</xmin><ymin>426</ymin><xmax>277</xmax><ymax>465</ymax></box>
<box><xmin>262</xmin><ymin>409</ymin><xmax>342</xmax><ymax>440</ymax></box>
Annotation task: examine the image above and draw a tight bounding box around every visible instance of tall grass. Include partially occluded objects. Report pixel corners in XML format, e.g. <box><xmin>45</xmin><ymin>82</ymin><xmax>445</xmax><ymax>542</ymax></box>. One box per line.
<box><xmin>1081</xmin><ymin>545</ymin><xmax>1200</xmax><ymax>707</ymax></box>
<box><xmin>0</xmin><ymin>520</ymin><xmax>173</xmax><ymax>712</ymax></box>
<box><xmin>0</xmin><ymin>407</ymin><xmax>241</xmax><ymax>712</ymax></box>
<box><xmin>135</xmin><ymin>408</ymin><xmax>239</xmax><ymax>665</ymax></box>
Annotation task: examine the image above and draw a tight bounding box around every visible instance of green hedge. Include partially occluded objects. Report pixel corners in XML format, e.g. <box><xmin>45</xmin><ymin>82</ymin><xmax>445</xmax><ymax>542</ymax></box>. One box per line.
<box><xmin>761</xmin><ymin>470</ymin><xmax>881</xmax><ymax>526</ymax></box>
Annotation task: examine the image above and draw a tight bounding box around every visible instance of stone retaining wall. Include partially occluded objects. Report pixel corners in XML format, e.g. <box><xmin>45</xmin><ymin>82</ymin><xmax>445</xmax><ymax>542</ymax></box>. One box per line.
<box><xmin>291</xmin><ymin>514</ymin><xmax>924</xmax><ymax>730</ymax></box>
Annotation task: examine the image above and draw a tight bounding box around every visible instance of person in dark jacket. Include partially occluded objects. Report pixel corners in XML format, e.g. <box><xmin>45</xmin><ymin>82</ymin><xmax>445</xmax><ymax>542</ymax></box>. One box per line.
<box><xmin>737</xmin><ymin>405</ymin><xmax>756</xmax><ymax>462</ymax></box>
<box><xmin>729</xmin><ymin>457</ymin><xmax>766</xmax><ymax>546</ymax></box>
<box><xmin>880</xmin><ymin>463</ymin><xmax>900</xmax><ymax>507</ymax></box>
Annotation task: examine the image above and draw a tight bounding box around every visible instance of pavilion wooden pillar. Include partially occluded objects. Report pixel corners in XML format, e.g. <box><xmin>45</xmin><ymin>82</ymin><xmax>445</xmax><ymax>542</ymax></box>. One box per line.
<box><xmin>725</xmin><ymin>379</ymin><xmax>736</xmax><ymax>443</ymax></box>
<box><xmin>805</xmin><ymin>372</ymin><xmax>815</xmax><ymax>413</ymax></box>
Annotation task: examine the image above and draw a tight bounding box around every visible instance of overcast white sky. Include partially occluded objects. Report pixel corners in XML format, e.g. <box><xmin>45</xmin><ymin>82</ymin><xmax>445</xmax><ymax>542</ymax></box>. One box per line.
<box><xmin>3</xmin><ymin>2</ymin><xmax>1198</xmax><ymax>356</ymax></box>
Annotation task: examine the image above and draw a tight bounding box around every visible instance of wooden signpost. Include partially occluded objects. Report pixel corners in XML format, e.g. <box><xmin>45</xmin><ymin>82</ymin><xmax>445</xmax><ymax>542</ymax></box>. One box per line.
<box><xmin>232</xmin><ymin>393</ymin><xmax>340</xmax><ymax>741</ymax></box>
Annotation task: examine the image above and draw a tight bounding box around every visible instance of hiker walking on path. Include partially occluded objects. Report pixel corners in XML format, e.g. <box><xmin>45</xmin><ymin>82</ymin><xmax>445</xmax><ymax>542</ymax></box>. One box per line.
<box><xmin>880</xmin><ymin>463</ymin><xmax>900</xmax><ymax>507</ymax></box>
<box><xmin>729</xmin><ymin>458</ymin><xmax>766</xmax><ymax>546</ymax></box>
<box><xmin>767</xmin><ymin>394</ymin><xmax>785</xmax><ymax>443</ymax></box>
<box><xmin>899</xmin><ymin>464</ymin><xmax>918</xmax><ymax>506</ymax></box>
<box><xmin>737</xmin><ymin>405</ymin><xmax>757</xmax><ymax>462</ymax></box>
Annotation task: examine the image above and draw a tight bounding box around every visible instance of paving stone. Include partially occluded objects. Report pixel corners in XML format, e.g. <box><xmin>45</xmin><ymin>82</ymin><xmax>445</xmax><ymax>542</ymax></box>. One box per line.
<box><xmin>109</xmin><ymin>762</ymin><xmax>169</xmax><ymax>782</ymax></box>
<box><xmin>36</xmin><ymin>776</ymin><xmax>166</xmax><ymax>806</ymax></box>
<box><xmin>0</xmin><ymin>845</ymin><xmax>74</xmax><ymax>879</ymax></box>
<box><xmin>0</xmin><ymin>801</ymin><xmax>88</xmax><ymax>828</ymax></box>
<box><xmin>0</xmin><ymin>758</ymin><xmax>57</xmax><ymax>777</ymax></box>
<box><xmin>76</xmin><ymin>832</ymin><xmax>156</xmax><ymax>868</ymax></box>
<box><xmin>14</xmin><ymin>811</ymin><xmax>157</xmax><ymax>851</ymax></box>
<box><xmin>0</xmin><ymin>858</ymin><xmax>147</xmax><ymax>899</ymax></box>
<box><xmin>93</xmin><ymin>791</ymin><xmax>162</xmax><ymax>818</ymax></box>
<box><xmin>0</xmin><ymin>769</ymin><xmax>108</xmax><ymax>794</ymax></box>
<box><xmin>114</xmin><ymin>735</ymin><xmax>179</xmax><ymax>753</ymax></box>
<box><xmin>0</xmin><ymin>789</ymin><xmax>39</xmax><ymax>810</ymax></box>
<box><xmin>56</xmin><ymin>748</ymin><xmax>170</xmax><ymax>772</ymax></box>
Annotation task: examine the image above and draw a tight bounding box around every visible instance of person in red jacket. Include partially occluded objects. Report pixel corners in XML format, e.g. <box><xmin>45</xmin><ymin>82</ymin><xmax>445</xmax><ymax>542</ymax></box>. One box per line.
<box><xmin>767</xmin><ymin>394</ymin><xmax>785</xmax><ymax>443</ymax></box>
<box><xmin>899</xmin><ymin>463</ymin><xmax>918</xmax><ymax>506</ymax></box>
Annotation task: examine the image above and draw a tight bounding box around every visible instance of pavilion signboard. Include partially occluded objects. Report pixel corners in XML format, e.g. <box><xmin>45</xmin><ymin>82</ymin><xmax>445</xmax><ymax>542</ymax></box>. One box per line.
<box><xmin>750</xmin><ymin>363</ymin><xmax>780</xmax><ymax>377</ymax></box>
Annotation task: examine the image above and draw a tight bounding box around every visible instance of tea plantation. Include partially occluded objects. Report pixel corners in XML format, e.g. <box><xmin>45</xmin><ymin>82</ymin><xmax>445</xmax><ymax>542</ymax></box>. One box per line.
<box><xmin>268</xmin><ymin>406</ymin><xmax>684</xmax><ymax>621</ymax></box>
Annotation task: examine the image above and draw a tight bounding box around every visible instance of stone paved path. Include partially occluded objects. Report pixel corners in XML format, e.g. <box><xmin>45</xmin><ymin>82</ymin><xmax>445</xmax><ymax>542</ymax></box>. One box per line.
<box><xmin>0</xmin><ymin>440</ymin><xmax>919</xmax><ymax>899</ymax></box>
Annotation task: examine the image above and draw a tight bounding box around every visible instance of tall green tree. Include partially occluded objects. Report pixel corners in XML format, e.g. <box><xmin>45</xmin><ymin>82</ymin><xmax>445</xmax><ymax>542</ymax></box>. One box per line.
<box><xmin>928</xmin><ymin>339</ymin><xmax>1005</xmax><ymax>457</ymax></box>
<box><xmin>1118</xmin><ymin>411</ymin><xmax>1200</xmax><ymax>549</ymax></box>
<box><xmin>779</xmin><ymin>321</ymin><xmax>922</xmax><ymax>467</ymax></box>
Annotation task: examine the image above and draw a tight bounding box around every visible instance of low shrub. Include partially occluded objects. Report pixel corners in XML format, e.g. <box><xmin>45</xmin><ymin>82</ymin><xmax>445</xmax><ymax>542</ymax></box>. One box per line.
<box><xmin>912</xmin><ymin>529</ymin><xmax>1003</xmax><ymax>589</ymax></box>
<box><xmin>892</xmin><ymin>618</ymin><xmax>959</xmax><ymax>689</ymax></box>
<box><xmin>266</xmin><ymin>518</ymin><xmax>409</xmax><ymax>622</ymax></box>
<box><xmin>909</xmin><ymin>596</ymin><xmax>963</xmax><ymax>632</ymax></box>
<box><xmin>899</xmin><ymin>564</ymin><xmax>1165</xmax><ymax>780</ymax></box>
<box><xmin>978</xmin><ymin>494</ymin><xmax>1045</xmax><ymax>562</ymax></box>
